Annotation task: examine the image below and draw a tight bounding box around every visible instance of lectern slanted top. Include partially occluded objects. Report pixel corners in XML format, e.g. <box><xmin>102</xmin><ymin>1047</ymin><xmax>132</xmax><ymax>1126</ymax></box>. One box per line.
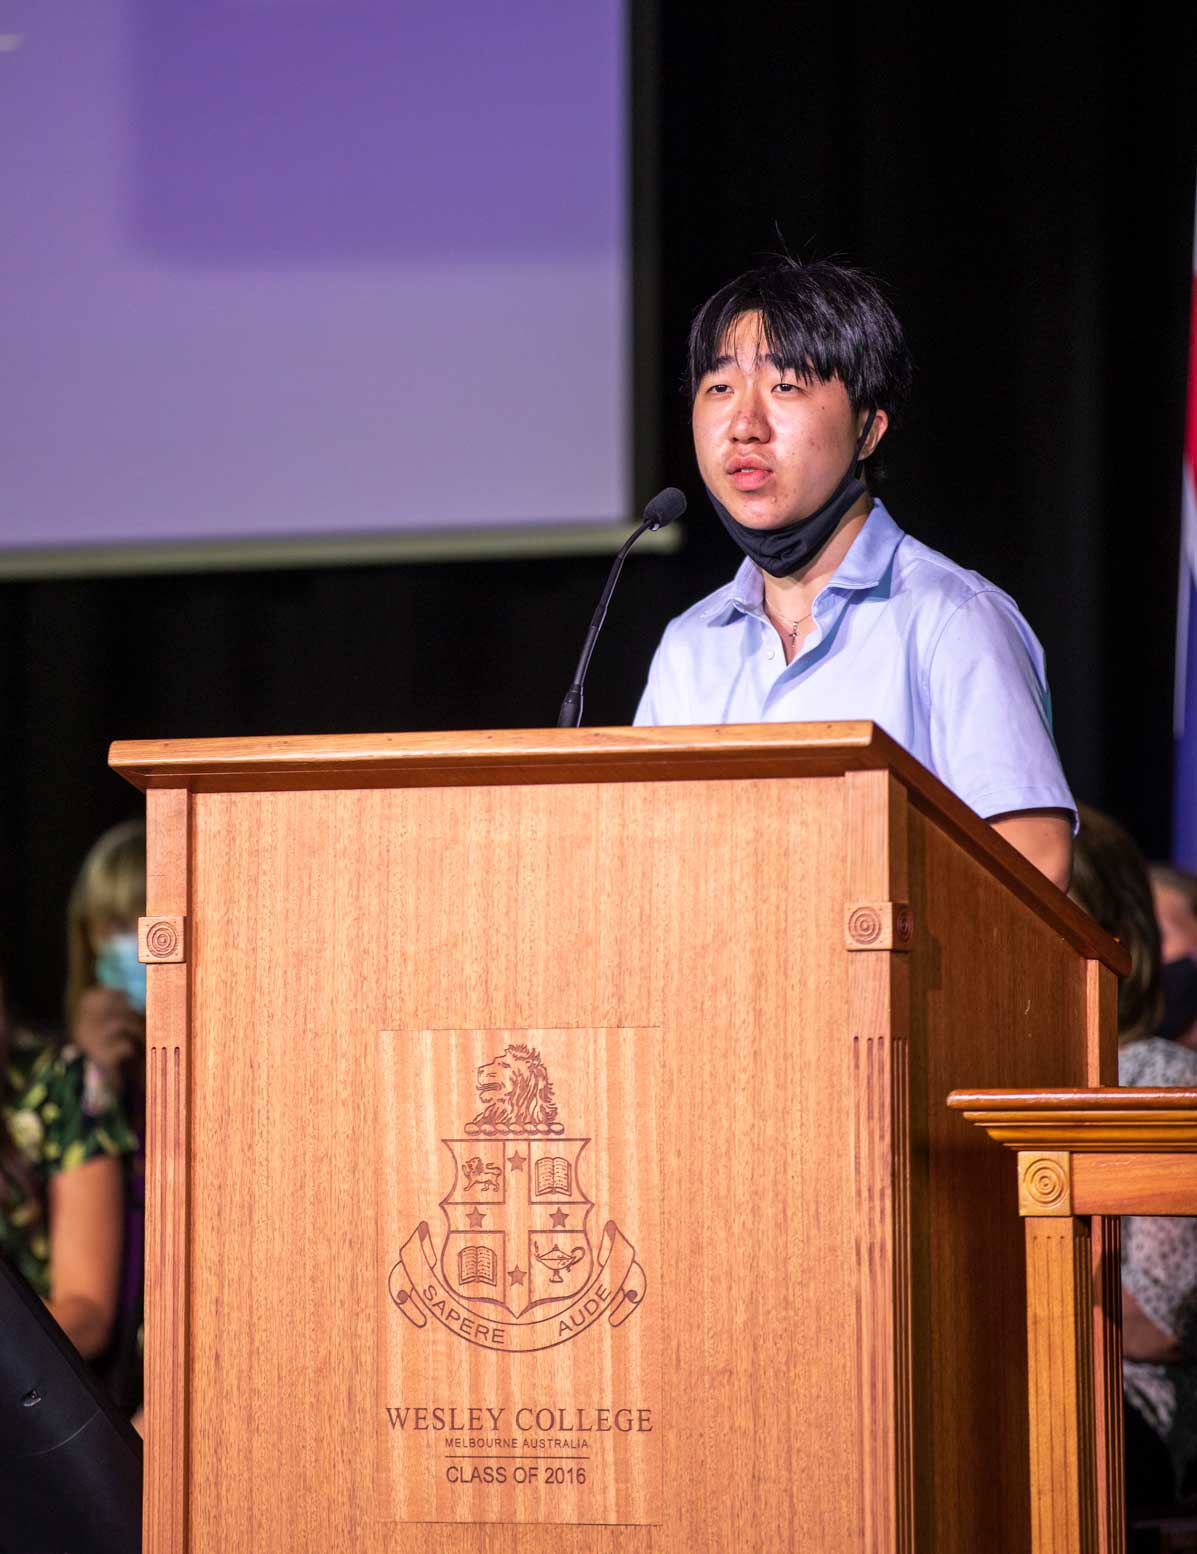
<box><xmin>110</xmin><ymin>722</ymin><xmax>1124</xmax><ymax>1554</ymax></box>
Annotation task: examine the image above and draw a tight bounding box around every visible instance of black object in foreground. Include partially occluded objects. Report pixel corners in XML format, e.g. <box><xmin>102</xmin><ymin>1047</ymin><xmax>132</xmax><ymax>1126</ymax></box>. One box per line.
<box><xmin>556</xmin><ymin>486</ymin><xmax>686</xmax><ymax>728</ymax></box>
<box><xmin>0</xmin><ymin>1255</ymin><xmax>142</xmax><ymax>1554</ymax></box>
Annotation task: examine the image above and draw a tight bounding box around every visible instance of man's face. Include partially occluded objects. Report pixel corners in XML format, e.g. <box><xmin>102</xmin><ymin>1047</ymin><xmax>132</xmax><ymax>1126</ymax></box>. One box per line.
<box><xmin>691</xmin><ymin>311</ymin><xmax>886</xmax><ymax>532</ymax></box>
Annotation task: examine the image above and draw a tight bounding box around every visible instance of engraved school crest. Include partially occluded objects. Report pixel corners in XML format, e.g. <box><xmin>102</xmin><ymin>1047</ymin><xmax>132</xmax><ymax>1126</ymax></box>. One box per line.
<box><xmin>387</xmin><ymin>1043</ymin><xmax>645</xmax><ymax>1352</ymax></box>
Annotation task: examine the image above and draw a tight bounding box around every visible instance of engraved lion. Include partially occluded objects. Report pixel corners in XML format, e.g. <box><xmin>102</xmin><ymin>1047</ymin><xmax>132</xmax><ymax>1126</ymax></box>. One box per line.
<box><xmin>467</xmin><ymin>1043</ymin><xmax>559</xmax><ymax>1132</ymax></box>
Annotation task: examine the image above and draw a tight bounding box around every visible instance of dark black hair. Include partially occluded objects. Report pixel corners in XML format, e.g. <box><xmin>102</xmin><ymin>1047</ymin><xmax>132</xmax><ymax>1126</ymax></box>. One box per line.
<box><xmin>687</xmin><ymin>257</ymin><xmax>914</xmax><ymax>425</ymax></box>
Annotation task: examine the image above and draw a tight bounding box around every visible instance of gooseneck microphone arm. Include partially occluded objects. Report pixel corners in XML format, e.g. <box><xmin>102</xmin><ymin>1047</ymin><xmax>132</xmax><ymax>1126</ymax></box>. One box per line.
<box><xmin>555</xmin><ymin>486</ymin><xmax>686</xmax><ymax>729</ymax></box>
<box><xmin>555</xmin><ymin>519</ymin><xmax>654</xmax><ymax>729</ymax></box>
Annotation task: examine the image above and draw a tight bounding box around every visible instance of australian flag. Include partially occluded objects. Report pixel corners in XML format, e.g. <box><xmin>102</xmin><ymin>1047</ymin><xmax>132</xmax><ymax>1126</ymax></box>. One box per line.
<box><xmin>1176</xmin><ymin>201</ymin><xmax>1197</xmax><ymax>869</ymax></box>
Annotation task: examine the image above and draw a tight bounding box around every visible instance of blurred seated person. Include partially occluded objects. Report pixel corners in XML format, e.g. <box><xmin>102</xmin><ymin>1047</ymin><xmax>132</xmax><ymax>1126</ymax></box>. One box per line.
<box><xmin>65</xmin><ymin>819</ymin><xmax>147</xmax><ymax>1415</ymax></box>
<box><xmin>1072</xmin><ymin>807</ymin><xmax>1197</xmax><ymax>1528</ymax></box>
<box><xmin>1150</xmin><ymin>865</ymin><xmax>1197</xmax><ymax>1048</ymax></box>
<box><xmin>0</xmin><ymin>963</ymin><xmax>135</xmax><ymax>1358</ymax></box>
<box><xmin>68</xmin><ymin>819</ymin><xmax>147</xmax><ymax>1092</ymax></box>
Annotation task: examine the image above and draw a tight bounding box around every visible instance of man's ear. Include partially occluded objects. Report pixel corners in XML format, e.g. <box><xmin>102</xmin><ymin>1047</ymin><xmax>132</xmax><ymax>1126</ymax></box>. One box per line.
<box><xmin>860</xmin><ymin>407</ymin><xmax>889</xmax><ymax>460</ymax></box>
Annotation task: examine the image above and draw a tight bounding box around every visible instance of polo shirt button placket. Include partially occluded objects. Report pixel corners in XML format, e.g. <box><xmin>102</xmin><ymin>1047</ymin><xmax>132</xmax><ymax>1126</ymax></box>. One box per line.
<box><xmin>755</xmin><ymin>613</ymin><xmax>777</xmax><ymax>665</ymax></box>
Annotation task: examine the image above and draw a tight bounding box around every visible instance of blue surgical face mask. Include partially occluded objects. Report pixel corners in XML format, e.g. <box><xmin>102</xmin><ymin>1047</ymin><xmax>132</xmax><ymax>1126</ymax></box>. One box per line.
<box><xmin>95</xmin><ymin>932</ymin><xmax>147</xmax><ymax>1014</ymax></box>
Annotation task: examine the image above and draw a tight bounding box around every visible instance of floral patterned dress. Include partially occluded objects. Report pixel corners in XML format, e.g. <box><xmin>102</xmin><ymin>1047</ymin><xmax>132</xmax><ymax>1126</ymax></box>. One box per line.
<box><xmin>1120</xmin><ymin>1035</ymin><xmax>1197</xmax><ymax>1498</ymax></box>
<box><xmin>0</xmin><ymin>1027</ymin><xmax>135</xmax><ymax>1299</ymax></box>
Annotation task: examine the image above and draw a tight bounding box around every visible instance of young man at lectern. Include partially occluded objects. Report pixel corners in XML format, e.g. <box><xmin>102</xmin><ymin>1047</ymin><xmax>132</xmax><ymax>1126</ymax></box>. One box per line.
<box><xmin>634</xmin><ymin>258</ymin><xmax>1075</xmax><ymax>890</ymax></box>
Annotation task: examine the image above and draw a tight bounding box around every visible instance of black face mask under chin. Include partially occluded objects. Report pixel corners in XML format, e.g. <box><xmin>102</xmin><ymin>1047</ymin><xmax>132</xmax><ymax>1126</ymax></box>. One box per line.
<box><xmin>708</xmin><ymin>408</ymin><xmax>878</xmax><ymax>580</ymax></box>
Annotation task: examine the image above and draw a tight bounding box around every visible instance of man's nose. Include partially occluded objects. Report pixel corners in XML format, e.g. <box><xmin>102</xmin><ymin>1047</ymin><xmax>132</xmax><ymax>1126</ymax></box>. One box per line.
<box><xmin>730</xmin><ymin>388</ymin><xmax>770</xmax><ymax>441</ymax></box>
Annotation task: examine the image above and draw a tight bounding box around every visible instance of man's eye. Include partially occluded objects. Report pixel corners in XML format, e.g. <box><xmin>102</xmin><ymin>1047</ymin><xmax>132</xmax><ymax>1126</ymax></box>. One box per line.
<box><xmin>706</xmin><ymin>382</ymin><xmax>731</xmax><ymax>394</ymax></box>
<box><xmin>774</xmin><ymin>381</ymin><xmax>801</xmax><ymax>393</ymax></box>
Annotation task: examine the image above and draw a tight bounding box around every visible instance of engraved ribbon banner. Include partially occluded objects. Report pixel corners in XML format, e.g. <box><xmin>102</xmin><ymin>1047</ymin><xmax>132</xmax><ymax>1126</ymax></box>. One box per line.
<box><xmin>389</xmin><ymin>1219</ymin><xmax>645</xmax><ymax>1353</ymax></box>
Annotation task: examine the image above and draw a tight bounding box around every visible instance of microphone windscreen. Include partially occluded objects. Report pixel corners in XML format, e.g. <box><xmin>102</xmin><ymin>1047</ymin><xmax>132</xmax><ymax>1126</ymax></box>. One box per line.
<box><xmin>642</xmin><ymin>486</ymin><xmax>687</xmax><ymax>530</ymax></box>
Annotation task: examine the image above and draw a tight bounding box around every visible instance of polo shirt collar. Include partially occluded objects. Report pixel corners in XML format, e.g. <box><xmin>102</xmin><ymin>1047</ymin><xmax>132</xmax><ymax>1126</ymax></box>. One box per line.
<box><xmin>701</xmin><ymin>500</ymin><xmax>905</xmax><ymax>625</ymax></box>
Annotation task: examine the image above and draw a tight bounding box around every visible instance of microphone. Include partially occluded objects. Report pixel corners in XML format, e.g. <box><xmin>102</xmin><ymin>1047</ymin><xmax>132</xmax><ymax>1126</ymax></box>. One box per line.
<box><xmin>555</xmin><ymin>487</ymin><xmax>686</xmax><ymax>728</ymax></box>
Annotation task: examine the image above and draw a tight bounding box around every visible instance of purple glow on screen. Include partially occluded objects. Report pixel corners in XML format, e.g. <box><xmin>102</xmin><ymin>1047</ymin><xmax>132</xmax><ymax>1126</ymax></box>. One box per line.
<box><xmin>0</xmin><ymin>1</ymin><xmax>627</xmax><ymax>552</ymax></box>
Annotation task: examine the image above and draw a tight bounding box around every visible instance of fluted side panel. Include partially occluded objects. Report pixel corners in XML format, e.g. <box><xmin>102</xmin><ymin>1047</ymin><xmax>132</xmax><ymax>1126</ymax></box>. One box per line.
<box><xmin>1092</xmin><ymin>1218</ymin><xmax>1125</xmax><ymax>1554</ymax></box>
<box><xmin>144</xmin><ymin>1041</ymin><xmax>190</xmax><ymax>1554</ymax></box>
<box><xmin>853</xmin><ymin>1034</ymin><xmax>914</xmax><ymax>1554</ymax></box>
<box><xmin>142</xmin><ymin>784</ymin><xmax>191</xmax><ymax>1554</ymax></box>
<box><xmin>1025</xmin><ymin>1219</ymin><xmax>1097</xmax><ymax>1554</ymax></box>
<box><xmin>891</xmin><ymin>1036</ymin><xmax>914</xmax><ymax>1554</ymax></box>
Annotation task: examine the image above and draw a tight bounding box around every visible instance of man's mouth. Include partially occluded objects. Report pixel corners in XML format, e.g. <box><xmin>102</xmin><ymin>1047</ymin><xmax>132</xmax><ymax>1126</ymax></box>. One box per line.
<box><xmin>727</xmin><ymin>463</ymin><xmax>772</xmax><ymax>492</ymax></box>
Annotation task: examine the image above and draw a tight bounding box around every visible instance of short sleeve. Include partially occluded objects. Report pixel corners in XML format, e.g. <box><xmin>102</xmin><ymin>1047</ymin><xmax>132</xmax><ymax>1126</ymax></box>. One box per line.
<box><xmin>926</xmin><ymin>589</ymin><xmax>1076</xmax><ymax>824</ymax></box>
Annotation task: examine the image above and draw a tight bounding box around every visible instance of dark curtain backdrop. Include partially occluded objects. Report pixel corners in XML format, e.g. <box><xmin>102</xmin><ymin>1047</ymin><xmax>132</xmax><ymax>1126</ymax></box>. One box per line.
<box><xmin>2</xmin><ymin>1</ymin><xmax>1194</xmax><ymax>1022</ymax></box>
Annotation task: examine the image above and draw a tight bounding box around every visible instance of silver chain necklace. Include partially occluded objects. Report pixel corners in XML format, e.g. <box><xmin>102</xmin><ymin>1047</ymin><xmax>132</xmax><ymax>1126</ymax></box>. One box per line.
<box><xmin>765</xmin><ymin>599</ymin><xmax>813</xmax><ymax>645</ymax></box>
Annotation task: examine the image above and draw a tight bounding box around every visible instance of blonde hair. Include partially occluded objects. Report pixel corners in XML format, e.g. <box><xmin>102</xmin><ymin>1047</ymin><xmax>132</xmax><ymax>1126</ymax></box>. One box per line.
<box><xmin>66</xmin><ymin>819</ymin><xmax>147</xmax><ymax>1025</ymax></box>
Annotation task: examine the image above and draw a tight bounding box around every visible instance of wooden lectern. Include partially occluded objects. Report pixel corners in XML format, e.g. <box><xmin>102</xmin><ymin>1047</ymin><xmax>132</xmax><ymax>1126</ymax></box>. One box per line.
<box><xmin>110</xmin><ymin>722</ymin><xmax>1126</xmax><ymax>1554</ymax></box>
<box><xmin>950</xmin><ymin>1087</ymin><xmax>1197</xmax><ymax>1554</ymax></box>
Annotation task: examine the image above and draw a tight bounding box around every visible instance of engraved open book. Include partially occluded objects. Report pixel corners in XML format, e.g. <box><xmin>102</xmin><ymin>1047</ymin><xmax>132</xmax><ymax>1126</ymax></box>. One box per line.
<box><xmin>458</xmin><ymin>1245</ymin><xmax>498</xmax><ymax>1287</ymax></box>
<box><xmin>536</xmin><ymin>1156</ymin><xmax>572</xmax><ymax>1195</ymax></box>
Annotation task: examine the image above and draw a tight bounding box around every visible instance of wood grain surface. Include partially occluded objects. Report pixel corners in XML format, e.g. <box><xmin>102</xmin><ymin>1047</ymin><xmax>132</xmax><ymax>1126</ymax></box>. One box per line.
<box><xmin>182</xmin><ymin>776</ymin><xmax>861</xmax><ymax>1553</ymax></box>
<box><xmin>844</xmin><ymin>770</ymin><xmax>917</xmax><ymax>1554</ymax></box>
<box><xmin>947</xmin><ymin>1091</ymin><xmax>1197</xmax><ymax>1554</ymax></box>
<box><xmin>1091</xmin><ymin>1217</ymin><xmax>1125</xmax><ymax>1554</ymax></box>
<box><xmin>1073</xmin><ymin>1153</ymin><xmax>1197</xmax><ymax>1213</ymax></box>
<box><xmin>110</xmin><ymin>725</ymin><xmax>1125</xmax><ymax>975</ymax></box>
<box><xmin>909</xmin><ymin>795</ymin><xmax>1105</xmax><ymax>1553</ymax></box>
<box><xmin>376</xmin><ymin>1027</ymin><xmax>660</xmax><ymax>1525</ymax></box>
<box><xmin>948</xmin><ymin>1090</ymin><xmax>1197</xmax><ymax>1149</ymax></box>
<box><xmin>1024</xmin><ymin>1217</ymin><xmax>1098</xmax><ymax>1554</ymax></box>
<box><xmin>121</xmin><ymin>731</ymin><xmax>1117</xmax><ymax>1554</ymax></box>
<box><xmin>1019</xmin><ymin>1152</ymin><xmax>1073</xmax><ymax>1217</ymax></box>
<box><xmin>141</xmin><ymin>787</ymin><xmax>192</xmax><ymax>1554</ymax></box>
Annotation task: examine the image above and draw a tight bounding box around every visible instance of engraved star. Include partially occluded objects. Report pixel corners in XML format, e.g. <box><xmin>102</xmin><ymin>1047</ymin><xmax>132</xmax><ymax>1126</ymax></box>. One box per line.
<box><xmin>465</xmin><ymin>1207</ymin><xmax>486</xmax><ymax>1229</ymax></box>
<box><xmin>508</xmin><ymin>1149</ymin><xmax>527</xmax><ymax>1171</ymax></box>
<box><xmin>508</xmin><ymin>1265</ymin><xmax>527</xmax><ymax>1286</ymax></box>
<box><xmin>549</xmin><ymin>1207</ymin><xmax>569</xmax><ymax>1229</ymax></box>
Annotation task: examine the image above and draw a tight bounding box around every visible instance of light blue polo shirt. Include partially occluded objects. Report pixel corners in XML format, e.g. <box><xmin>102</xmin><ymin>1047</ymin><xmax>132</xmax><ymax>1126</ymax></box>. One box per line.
<box><xmin>634</xmin><ymin>500</ymin><xmax>1076</xmax><ymax>824</ymax></box>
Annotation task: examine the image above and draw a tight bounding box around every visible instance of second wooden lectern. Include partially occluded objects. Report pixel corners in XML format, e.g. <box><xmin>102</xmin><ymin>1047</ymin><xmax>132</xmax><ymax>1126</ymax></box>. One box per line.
<box><xmin>110</xmin><ymin>722</ymin><xmax>1124</xmax><ymax>1554</ymax></box>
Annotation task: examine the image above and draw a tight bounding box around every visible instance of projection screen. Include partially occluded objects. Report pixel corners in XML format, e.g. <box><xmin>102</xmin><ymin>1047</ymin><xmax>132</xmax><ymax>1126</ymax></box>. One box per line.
<box><xmin>0</xmin><ymin>1</ymin><xmax>640</xmax><ymax>574</ymax></box>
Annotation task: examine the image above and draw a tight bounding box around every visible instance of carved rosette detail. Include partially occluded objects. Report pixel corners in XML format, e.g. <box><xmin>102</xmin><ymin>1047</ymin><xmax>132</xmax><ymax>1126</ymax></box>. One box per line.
<box><xmin>845</xmin><ymin>902</ymin><xmax>914</xmax><ymax>952</ymax></box>
<box><xmin>147</xmin><ymin>922</ymin><xmax>178</xmax><ymax>957</ymax></box>
<box><xmin>848</xmin><ymin>906</ymin><xmax>883</xmax><ymax>945</ymax></box>
<box><xmin>1020</xmin><ymin>1154</ymin><xmax>1071</xmax><ymax>1215</ymax></box>
<box><xmin>138</xmin><ymin>915</ymin><xmax>187</xmax><ymax>965</ymax></box>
